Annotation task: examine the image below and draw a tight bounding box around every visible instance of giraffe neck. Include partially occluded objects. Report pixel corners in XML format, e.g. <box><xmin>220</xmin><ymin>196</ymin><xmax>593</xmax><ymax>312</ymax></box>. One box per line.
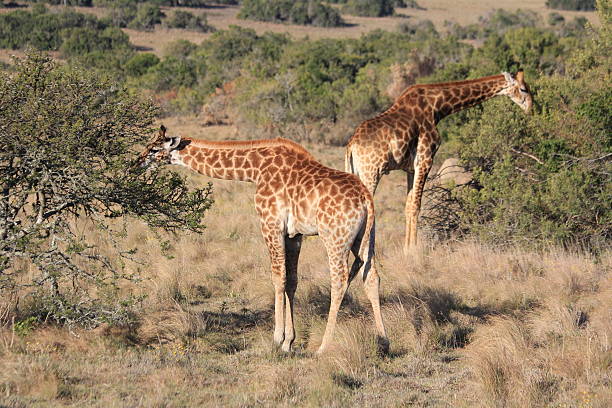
<box><xmin>399</xmin><ymin>74</ymin><xmax>509</xmax><ymax>122</ymax></box>
<box><xmin>170</xmin><ymin>138</ymin><xmax>314</xmax><ymax>183</ymax></box>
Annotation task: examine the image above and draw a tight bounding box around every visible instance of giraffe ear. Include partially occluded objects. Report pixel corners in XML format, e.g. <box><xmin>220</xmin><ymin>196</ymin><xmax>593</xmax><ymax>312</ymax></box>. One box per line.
<box><xmin>166</xmin><ymin>136</ymin><xmax>181</xmax><ymax>150</ymax></box>
<box><xmin>516</xmin><ymin>70</ymin><xmax>524</xmax><ymax>82</ymax></box>
<box><xmin>502</xmin><ymin>72</ymin><xmax>515</xmax><ymax>84</ymax></box>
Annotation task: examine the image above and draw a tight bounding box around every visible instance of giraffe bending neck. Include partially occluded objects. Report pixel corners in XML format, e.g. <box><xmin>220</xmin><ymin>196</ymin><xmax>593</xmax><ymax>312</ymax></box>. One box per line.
<box><xmin>171</xmin><ymin>139</ymin><xmax>314</xmax><ymax>183</ymax></box>
<box><xmin>140</xmin><ymin>127</ymin><xmax>389</xmax><ymax>354</ymax></box>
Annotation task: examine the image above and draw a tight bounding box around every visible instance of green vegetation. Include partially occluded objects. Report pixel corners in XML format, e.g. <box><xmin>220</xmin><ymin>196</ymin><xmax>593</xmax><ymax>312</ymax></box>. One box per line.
<box><xmin>342</xmin><ymin>0</ymin><xmax>395</xmax><ymax>17</ymax></box>
<box><xmin>0</xmin><ymin>53</ymin><xmax>213</xmax><ymax>326</ymax></box>
<box><xmin>546</xmin><ymin>0</ymin><xmax>596</xmax><ymax>10</ymax></box>
<box><xmin>444</xmin><ymin>2</ymin><xmax>611</xmax><ymax>247</ymax></box>
<box><xmin>0</xmin><ymin>2</ymin><xmax>607</xmax><ymax>249</ymax></box>
<box><xmin>238</xmin><ymin>0</ymin><xmax>345</xmax><ymax>27</ymax></box>
<box><xmin>0</xmin><ymin>5</ymin><xmax>109</xmax><ymax>50</ymax></box>
<box><xmin>127</xmin><ymin>3</ymin><xmax>164</xmax><ymax>31</ymax></box>
<box><xmin>164</xmin><ymin>10</ymin><xmax>215</xmax><ymax>32</ymax></box>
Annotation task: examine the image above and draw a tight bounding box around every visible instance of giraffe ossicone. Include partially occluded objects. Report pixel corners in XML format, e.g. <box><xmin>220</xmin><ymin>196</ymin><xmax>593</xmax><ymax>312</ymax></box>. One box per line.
<box><xmin>139</xmin><ymin>126</ymin><xmax>389</xmax><ymax>354</ymax></box>
<box><xmin>346</xmin><ymin>71</ymin><xmax>533</xmax><ymax>253</ymax></box>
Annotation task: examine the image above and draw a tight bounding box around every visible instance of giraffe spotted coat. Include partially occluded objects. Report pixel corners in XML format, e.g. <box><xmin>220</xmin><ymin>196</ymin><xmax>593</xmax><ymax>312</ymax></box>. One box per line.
<box><xmin>139</xmin><ymin>127</ymin><xmax>388</xmax><ymax>354</ymax></box>
<box><xmin>346</xmin><ymin>71</ymin><xmax>533</xmax><ymax>251</ymax></box>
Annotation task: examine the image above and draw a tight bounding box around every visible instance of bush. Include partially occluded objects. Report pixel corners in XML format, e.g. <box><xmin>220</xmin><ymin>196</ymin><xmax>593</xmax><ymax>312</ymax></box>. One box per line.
<box><xmin>450</xmin><ymin>73</ymin><xmax>610</xmax><ymax>248</ymax></box>
<box><xmin>397</xmin><ymin>19</ymin><xmax>438</xmax><ymax>39</ymax></box>
<box><xmin>60</xmin><ymin>26</ymin><xmax>131</xmax><ymax>56</ymax></box>
<box><xmin>23</xmin><ymin>0</ymin><xmax>93</xmax><ymax>5</ymax></box>
<box><xmin>343</xmin><ymin>0</ymin><xmax>395</xmax><ymax>17</ymax></box>
<box><xmin>0</xmin><ymin>6</ymin><xmax>107</xmax><ymax>50</ymax></box>
<box><xmin>128</xmin><ymin>3</ymin><xmax>164</xmax><ymax>31</ymax></box>
<box><xmin>548</xmin><ymin>12</ymin><xmax>565</xmax><ymax>25</ymax></box>
<box><xmin>546</xmin><ymin>0</ymin><xmax>596</xmax><ymax>10</ymax></box>
<box><xmin>164</xmin><ymin>10</ymin><xmax>215</xmax><ymax>32</ymax></box>
<box><xmin>125</xmin><ymin>52</ymin><xmax>160</xmax><ymax>76</ymax></box>
<box><xmin>104</xmin><ymin>1</ymin><xmax>138</xmax><ymax>28</ymax></box>
<box><xmin>94</xmin><ymin>0</ymin><xmax>209</xmax><ymax>6</ymax></box>
<box><xmin>0</xmin><ymin>53</ymin><xmax>213</xmax><ymax>326</ymax></box>
<box><xmin>238</xmin><ymin>0</ymin><xmax>345</xmax><ymax>27</ymax></box>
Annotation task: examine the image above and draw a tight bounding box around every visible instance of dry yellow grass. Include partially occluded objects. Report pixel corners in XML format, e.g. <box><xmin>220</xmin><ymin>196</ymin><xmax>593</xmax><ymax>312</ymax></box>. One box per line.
<box><xmin>1</xmin><ymin>122</ymin><xmax>609</xmax><ymax>406</ymax></box>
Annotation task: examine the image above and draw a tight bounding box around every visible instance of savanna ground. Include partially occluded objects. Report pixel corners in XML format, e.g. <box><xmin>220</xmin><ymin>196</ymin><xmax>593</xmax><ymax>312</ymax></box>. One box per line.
<box><xmin>0</xmin><ymin>1</ymin><xmax>610</xmax><ymax>407</ymax></box>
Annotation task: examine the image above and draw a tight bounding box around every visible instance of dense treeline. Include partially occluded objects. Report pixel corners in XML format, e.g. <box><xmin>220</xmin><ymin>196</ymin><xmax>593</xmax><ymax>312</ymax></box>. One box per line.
<box><xmin>546</xmin><ymin>0</ymin><xmax>596</xmax><ymax>10</ymax></box>
<box><xmin>0</xmin><ymin>5</ymin><xmax>127</xmax><ymax>51</ymax></box>
<box><xmin>20</xmin><ymin>0</ymin><xmax>215</xmax><ymax>6</ymax></box>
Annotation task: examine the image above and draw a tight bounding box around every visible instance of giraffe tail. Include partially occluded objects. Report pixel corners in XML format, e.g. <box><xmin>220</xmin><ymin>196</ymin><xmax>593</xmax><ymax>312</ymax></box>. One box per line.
<box><xmin>358</xmin><ymin>193</ymin><xmax>376</xmax><ymax>281</ymax></box>
<box><xmin>345</xmin><ymin>145</ymin><xmax>357</xmax><ymax>175</ymax></box>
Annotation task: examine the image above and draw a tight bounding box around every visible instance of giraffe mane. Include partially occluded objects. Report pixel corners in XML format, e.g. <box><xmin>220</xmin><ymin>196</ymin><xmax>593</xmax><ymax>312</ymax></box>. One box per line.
<box><xmin>186</xmin><ymin>137</ymin><xmax>317</xmax><ymax>161</ymax></box>
<box><xmin>399</xmin><ymin>73</ymin><xmax>506</xmax><ymax>95</ymax></box>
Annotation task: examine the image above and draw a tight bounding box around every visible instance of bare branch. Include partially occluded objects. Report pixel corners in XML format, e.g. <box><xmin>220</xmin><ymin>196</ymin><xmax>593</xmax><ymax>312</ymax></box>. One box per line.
<box><xmin>509</xmin><ymin>147</ymin><xmax>544</xmax><ymax>164</ymax></box>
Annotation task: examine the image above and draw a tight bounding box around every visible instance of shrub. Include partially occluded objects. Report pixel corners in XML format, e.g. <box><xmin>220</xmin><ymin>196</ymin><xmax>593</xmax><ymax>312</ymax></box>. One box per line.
<box><xmin>143</xmin><ymin>56</ymin><xmax>199</xmax><ymax>91</ymax></box>
<box><xmin>125</xmin><ymin>52</ymin><xmax>160</xmax><ymax>76</ymax></box>
<box><xmin>396</xmin><ymin>0</ymin><xmax>424</xmax><ymax>9</ymax></box>
<box><xmin>60</xmin><ymin>26</ymin><xmax>131</xmax><ymax>57</ymax></box>
<box><xmin>0</xmin><ymin>6</ymin><xmax>107</xmax><ymax>50</ymax></box>
<box><xmin>546</xmin><ymin>0</ymin><xmax>596</xmax><ymax>11</ymax></box>
<box><xmin>0</xmin><ymin>53</ymin><xmax>213</xmax><ymax>326</ymax></box>
<box><xmin>22</xmin><ymin>0</ymin><xmax>93</xmax><ymax>5</ymax></box>
<box><xmin>548</xmin><ymin>12</ymin><xmax>565</xmax><ymax>25</ymax></box>
<box><xmin>127</xmin><ymin>3</ymin><xmax>164</xmax><ymax>31</ymax></box>
<box><xmin>164</xmin><ymin>10</ymin><xmax>215</xmax><ymax>32</ymax></box>
<box><xmin>397</xmin><ymin>19</ymin><xmax>438</xmax><ymax>39</ymax></box>
<box><xmin>238</xmin><ymin>0</ymin><xmax>345</xmax><ymax>27</ymax></box>
<box><xmin>451</xmin><ymin>74</ymin><xmax>610</xmax><ymax>247</ymax></box>
<box><xmin>343</xmin><ymin>0</ymin><xmax>395</xmax><ymax>17</ymax></box>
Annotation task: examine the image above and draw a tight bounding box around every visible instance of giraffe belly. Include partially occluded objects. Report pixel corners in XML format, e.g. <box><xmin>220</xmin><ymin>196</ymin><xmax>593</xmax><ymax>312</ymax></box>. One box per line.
<box><xmin>286</xmin><ymin>213</ymin><xmax>317</xmax><ymax>237</ymax></box>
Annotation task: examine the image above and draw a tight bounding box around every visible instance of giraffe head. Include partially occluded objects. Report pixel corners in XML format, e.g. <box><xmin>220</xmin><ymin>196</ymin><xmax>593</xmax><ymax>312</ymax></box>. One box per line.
<box><xmin>500</xmin><ymin>70</ymin><xmax>533</xmax><ymax>114</ymax></box>
<box><xmin>137</xmin><ymin>125</ymin><xmax>182</xmax><ymax>167</ymax></box>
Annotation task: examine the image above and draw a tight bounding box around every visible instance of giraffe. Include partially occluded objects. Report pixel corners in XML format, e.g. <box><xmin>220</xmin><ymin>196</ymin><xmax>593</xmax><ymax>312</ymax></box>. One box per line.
<box><xmin>345</xmin><ymin>71</ymin><xmax>533</xmax><ymax>252</ymax></box>
<box><xmin>139</xmin><ymin>126</ymin><xmax>389</xmax><ymax>354</ymax></box>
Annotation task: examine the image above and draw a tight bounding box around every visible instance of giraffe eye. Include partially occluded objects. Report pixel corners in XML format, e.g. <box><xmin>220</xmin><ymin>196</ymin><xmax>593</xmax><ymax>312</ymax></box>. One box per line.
<box><xmin>520</xmin><ymin>87</ymin><xmax>527</xmax><ymax>93</ymax></box>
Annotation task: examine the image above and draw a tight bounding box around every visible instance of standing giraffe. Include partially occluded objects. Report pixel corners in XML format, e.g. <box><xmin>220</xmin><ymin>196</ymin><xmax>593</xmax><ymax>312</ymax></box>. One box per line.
<box><xmin>346</xmin><ymin>71</ymin><xmax>533</xmax><ymax>252</ymax></box>
<box><xmin>139</xmin><ymin>126</ymin><xmax>388</xmax><ymax>354</ymax></box>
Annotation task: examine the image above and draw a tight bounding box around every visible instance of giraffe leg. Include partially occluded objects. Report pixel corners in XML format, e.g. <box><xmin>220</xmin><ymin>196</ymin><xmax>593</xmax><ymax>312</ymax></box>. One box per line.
<box><xmin>317</xmin><ymin>248</ymin><xmax>350</xmax><ymax>354</ymax></box>
<box><xmin>360</xmin><ymin>171</ymin><xmax>381</xmax><ymax>197</ymax></box>
<box><xmin>404</xmin><ymin>170</ymin><xmax>415</xmax><ymax>254</ymax></box>
<box><xmin>282</xmin><ymin>235</ymin><xmax>302</xmax><ymax>352</ymax></box>
<box><xmin>406</xmin><ymin>156</ymin><xmax>433</xmax><ymax>250</ymax></box>
<box><xmin>261</xmin><ymin>223</ymin><xmax>287</xmax><ymax>347</ymax></box>
<box><xmin>351</xmin><ymin>230</ymin><xmax>388</xmax><ymax>353</ymax></box>
<box><xmin>363</xmin><ymin>264</ymin><xmax>389</xmax><ymax>353</ymax></box>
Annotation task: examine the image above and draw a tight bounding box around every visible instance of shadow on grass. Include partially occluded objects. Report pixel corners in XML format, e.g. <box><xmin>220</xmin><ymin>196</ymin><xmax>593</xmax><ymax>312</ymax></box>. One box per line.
<box><xmin>198</xmin><ymin>307</ymin><xmax>272</xmax><ymax>334</ymax></box>
<box><xmin>300</xmin><ymin>284</ymin><xmax>369</xmax><ymax>318</ymax></box>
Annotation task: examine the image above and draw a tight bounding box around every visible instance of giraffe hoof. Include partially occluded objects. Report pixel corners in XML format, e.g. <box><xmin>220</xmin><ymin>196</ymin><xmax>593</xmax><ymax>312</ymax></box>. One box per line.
<box><xmin>281</xmin><ymin>341</ymin><xmax>293</xmax><ymax>353</ymax></box>
<box><xmin>376</xmin><ymin>336</ymin><xmax>390</xmax><ymax>356</ymax></box>
<box><xmin>273</xmin><ymin>333</ymin><xmax>285</xmax><ymax>346</ymax></box>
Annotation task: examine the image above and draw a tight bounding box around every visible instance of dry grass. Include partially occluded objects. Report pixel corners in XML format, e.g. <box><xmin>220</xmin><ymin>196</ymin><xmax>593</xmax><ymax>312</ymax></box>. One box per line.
<box><xmin>0</xmin><ymin>126</ymin><xmax>609</xmax><ymax>406</ymax></box>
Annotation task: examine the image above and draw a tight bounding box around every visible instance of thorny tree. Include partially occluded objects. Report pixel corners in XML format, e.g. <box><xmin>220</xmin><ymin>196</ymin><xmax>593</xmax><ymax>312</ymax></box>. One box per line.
<box><xmin>0</xmin><ymin>53</ymin><xmax>213</xmax><ymax>326</ymax></box>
